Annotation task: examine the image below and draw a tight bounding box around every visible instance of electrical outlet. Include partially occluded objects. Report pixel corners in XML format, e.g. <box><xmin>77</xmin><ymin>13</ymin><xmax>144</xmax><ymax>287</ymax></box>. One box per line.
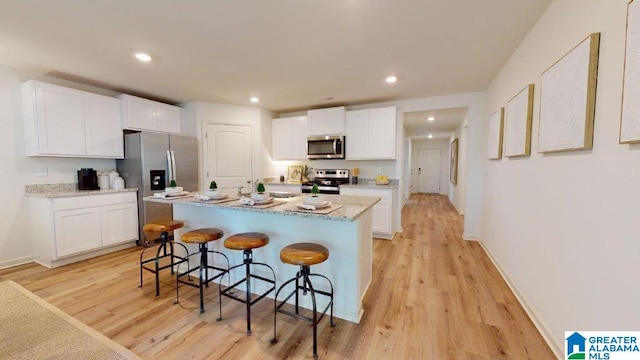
<box><xmin>376</xmin><ymin>167</ymin><xmax>382</xmax><ymax>174</ymax></box>
<box><xmin>37</xmin><ymin>167</ymin><xmax>48</xmax><ymax>177</ymax></box>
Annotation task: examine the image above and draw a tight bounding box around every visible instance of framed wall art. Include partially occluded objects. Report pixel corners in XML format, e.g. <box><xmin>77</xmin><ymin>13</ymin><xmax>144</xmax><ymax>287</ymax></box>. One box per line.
<box><xmin>620</xmin><ymin>0</ymin><xmax>640</xmax><ymax>143</ymax></box>
<box><xmin>287</xmin><ymin>165</ymin><xmax>303</xmax><ymax>182</ymax></box>
<box><xmin>504</xmin><ymin>84</ymin><xmax>534</xmax><ymax>157</ymax></box>
<box><xmin>450</xmin><ymin>138</ymin><xmax>458</xmax><ymax>185</ymax></box>
<box><xmin>487</xmin><ymin>108</ymin><xmax>505</xmax><ymax>159</ymax></box>
<box><xmin>538</xmin><ymin>33</ymin><xmax>600</xmax><ymax>153</ymax></box>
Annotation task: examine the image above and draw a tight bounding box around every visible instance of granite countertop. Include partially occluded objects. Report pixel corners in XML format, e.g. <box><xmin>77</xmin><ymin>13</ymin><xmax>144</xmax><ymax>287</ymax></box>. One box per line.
<box><xmin>25</xmin><ymin>183</ymin><xmax>138</xmax><ymax>198</ymax></box>
<box><xmin>144</xmin><ymin>193</ymin><xmax>380</xmax><ymax>222</ymax></box>
<box><xmin>263</xmin><ymin>180</ymin><xmax>303</xmax><ymax>186</ymax></box>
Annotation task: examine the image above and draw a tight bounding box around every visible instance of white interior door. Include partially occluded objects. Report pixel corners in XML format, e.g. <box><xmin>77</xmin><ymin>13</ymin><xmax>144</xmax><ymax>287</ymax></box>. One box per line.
<box><xmin>205</xmin><ymin>123</ymin><xmax>253</xmax><ymax>194</ymax></box>
<box><xmin>418</xmin><ymin>149</ymin><xmax>440</xmax><ymax>193</ymax></box>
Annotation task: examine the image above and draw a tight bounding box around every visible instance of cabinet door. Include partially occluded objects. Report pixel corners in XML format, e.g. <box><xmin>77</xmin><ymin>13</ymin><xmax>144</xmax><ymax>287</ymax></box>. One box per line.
<box><xmin>371</xmin><ymin>198</ymin><xmax>392</xmax><ymax>234</ymax></box>
<box><xmin>272</xmin><ymin>118</ymin><xmax>290</xmax><ymax>160</ymax></box>
<box><xmin>307</xmin><ymin>109</ymin><xmax>327</xmax><ymax>136</ymax></box>
<box><xmin>290</xmin><ymin>116</ymin><xmax>308</xmax><ymax>159</ymax></box>
<box><xmin>35</xmin><ymin>83</ymin><xmax>86</xmax><ymax>155</ymax></box>
<box><xmin>124</xmin><ymin>95</ymin><xmax>155</xmax><ymax>130</ymax></box>
<box><xmin>324</xmin><ymin>107</ymin><xmax>345</xmax><ymax>135</ymax></box>
<box><xmin>368</xmin><ymin>107</ymin><xmax>396</xmax><ymax>159</ymax></box>
<box><xmin>85</xmin><ymin>94</ymin><xmax>123</xmax><ymax>158</ymax></box>
<box><xmin>101</xmin><ymin>203</ymin><xmax>138</xmax><ymax>246</ymax></box>
<box><xmin>345</xmin><ymin>110</ymin><xmax>369</xmax><ymax>159</ymax></box>
<box><xmin>54</xmin><ymin>207</ymin><xmax>102</xmax><ymax>257</ymax></box>
<box><xmin>155</xmin><ymin>103</ymin><xmax>182</xmax><ymax>134</ymax></box>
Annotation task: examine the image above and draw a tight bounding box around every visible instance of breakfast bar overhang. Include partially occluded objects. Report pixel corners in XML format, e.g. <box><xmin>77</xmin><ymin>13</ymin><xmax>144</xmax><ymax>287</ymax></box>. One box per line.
<box><xmin>144</xmin><ymin>194</ymin><xmax>379</xmax><ymax>323</ymax></box>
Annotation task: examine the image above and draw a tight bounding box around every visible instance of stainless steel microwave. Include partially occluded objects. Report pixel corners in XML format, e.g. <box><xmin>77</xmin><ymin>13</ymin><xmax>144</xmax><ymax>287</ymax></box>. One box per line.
<box><xmin>307</xmin><ymin>135</ymin><xmax>345</xmax><ymax>159</ymax></box>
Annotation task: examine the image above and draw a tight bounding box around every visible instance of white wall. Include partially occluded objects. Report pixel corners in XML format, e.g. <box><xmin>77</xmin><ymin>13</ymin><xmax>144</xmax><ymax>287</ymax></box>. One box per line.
<box><xmin>411</xmin><ymin>139</ymin><xmax>449</xmax><ymax>195</ymax></box>
<box><xmin>482</xmin><ymin>0</ymin><xmax>636</xmax><ymax>356</ymax></box>
<box><xmin>0</xmin><ymin>64</ymin><xmax>116</xmax><ymax>268</ymax></box>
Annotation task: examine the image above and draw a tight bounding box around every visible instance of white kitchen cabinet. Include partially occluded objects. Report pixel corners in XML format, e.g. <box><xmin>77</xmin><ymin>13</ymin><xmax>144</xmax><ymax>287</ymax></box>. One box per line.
<box><xmin>29</xmin><ymin>192</ymin><xmax>139</xmax><ymax>268</ymax></box>
<box><xmin>340</xmin><ymin>187</ymin><xmax>396</xmax><ymax>239</ymax></box>
<box><xmin>272</xmin><ymin>116</ymin><xmax>308</xmax><ymax>160</ymax></box>
<box><xmin>345</xmin><ymin>106</ymin><xmax>396</xmax><ymax>160</ymax></box>
<box><xmin>54</xmin><ymin>207</ymin><xmax>103</xmax><ymax>257</ymax></box>
<box><xmin>119</xmin><ymin>94</ymin><xmax>182</xmax><ymax>134</ymax></box>
<box><xmin>307</xmin><ymin>106</ymin><xmax>345</xmax><ymax>136</ymax></box>
<box><xmin>22</xmin><ymin>80</ymin><xmax>123</xmax><ymax>158</ymax></box>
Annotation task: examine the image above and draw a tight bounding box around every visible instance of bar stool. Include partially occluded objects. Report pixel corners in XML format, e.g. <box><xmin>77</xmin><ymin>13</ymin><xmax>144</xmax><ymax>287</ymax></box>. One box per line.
<box><xmin>176</xmin><ymin>228</ymin><xmax>230</xmax><ymax>313</ymax></box>
<box><xmin>140</xmin><ymin>220</ymin><xmax>188</xmax><ymax>296</ymax></box>
<box><xmin>218</xmin><ymin>232</ymin><xmax>276</xmax><ymax>335</ymax></box>
<box><xmin>271</xmin><ymin>242</ymin><xmax>335</xmax><ymax>360</ymax></box>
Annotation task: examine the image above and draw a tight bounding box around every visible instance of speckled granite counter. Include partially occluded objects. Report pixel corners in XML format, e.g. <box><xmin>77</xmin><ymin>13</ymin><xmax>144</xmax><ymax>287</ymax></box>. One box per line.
<box><xmin>145</xmin><ymin>193</ymin><xmax>378</xmax><ymax>222</ymax></box>
<box><xmin>145</xmin><ymin>192</ymin><xmax>376</xmax><ymax>323</ymax></box>
<box><xmin>25</xmin><ymin>183</ymin><xmax>138</xmax><ymax>198</ymax></box>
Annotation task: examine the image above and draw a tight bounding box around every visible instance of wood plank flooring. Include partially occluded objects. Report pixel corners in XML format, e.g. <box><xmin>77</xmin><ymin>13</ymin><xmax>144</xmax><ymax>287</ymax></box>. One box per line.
<box><xmin>0</xmin><ymin>194</ymin><xmax>555</xmax><ymax>359</ymax></box>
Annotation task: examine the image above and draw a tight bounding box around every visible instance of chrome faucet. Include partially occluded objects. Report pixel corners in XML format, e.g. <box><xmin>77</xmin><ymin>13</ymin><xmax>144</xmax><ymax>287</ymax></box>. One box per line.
<box><xmin>237</xmin><ymin>186</ymin><xmax>244</xmax><ymax>196</ymax></box>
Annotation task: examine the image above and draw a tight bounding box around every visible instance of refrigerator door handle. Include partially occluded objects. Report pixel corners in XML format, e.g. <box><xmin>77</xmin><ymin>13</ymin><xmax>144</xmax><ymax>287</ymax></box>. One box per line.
<box><xmin>170</xmin><ymin>150</ymin><xmax>177</xmax><ymax>183</ymax></box>
<box><xmin>167</xmin><ymin>150</ymin><xmax>173</xmax><ymax>182</ymax></box>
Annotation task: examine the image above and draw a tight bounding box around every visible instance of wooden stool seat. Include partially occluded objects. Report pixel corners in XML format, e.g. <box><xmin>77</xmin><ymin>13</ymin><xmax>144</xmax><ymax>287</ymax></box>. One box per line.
<box><xmin>143</xmin><ymin>220</ymin><xmax>184</xmax><ymax>233</ymax></box>
<box><xmin>182</xmin><ymin>228</ymin><xmax>224</xmax><ymax>244</ymax></box>
<box><xmin>224</xmin><ymin>232</ymin><xmax>269</xmax><ymax>250</ymax></box>
<box><xmin>280</xmin><ymin>242</ymin><xmax>329</xmax><ymax>266</ymax></box>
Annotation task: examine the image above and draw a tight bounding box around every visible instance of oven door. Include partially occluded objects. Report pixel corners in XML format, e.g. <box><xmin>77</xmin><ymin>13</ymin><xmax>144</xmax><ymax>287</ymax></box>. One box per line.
<box><xmin>307</xmin><ymin>135</ymin><xmax>344</xmax><ymax>159</ymax></box>
<box><xmin>301</xmin><ymin>185</ymin><xmax>340</xmax><ymax>195</ymax></box>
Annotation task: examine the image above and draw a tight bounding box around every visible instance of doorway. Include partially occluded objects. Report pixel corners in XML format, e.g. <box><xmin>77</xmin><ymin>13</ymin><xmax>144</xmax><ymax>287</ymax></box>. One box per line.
<box><xmin>418</xmin><ymin>149</ymin><xmax>440</xmax><ymax>193</ymax></box>
<box><xmin>204</xmin><ymin>123</ymin><xmax>253</xmax><ymax>194</ymax></box>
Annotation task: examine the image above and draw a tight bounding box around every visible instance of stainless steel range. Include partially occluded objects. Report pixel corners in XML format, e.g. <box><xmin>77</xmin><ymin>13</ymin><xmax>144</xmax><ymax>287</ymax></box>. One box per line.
<box><xmin>301</xmin><ymin>169</ymin><xmax>350</xmax><ymax>194</ymax></box>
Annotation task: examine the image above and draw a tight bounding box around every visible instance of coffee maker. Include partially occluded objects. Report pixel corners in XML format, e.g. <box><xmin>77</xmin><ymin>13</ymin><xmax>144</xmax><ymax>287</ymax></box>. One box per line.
<box><xmin>77</xmin><ymin>168</ymin><xmax>99</xmax><ymax>190</ymax></box>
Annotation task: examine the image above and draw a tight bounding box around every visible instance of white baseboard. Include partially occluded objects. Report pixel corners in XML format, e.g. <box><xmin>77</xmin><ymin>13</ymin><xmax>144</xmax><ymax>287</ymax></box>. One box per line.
<box><xmin>462</xmin><ymin>233</ymin><xmax>479</xmax><ymax>241</ymax></box>
<box><xmin>0</xmin><ymin>256</ymin><xmax>34</xmax><ymax>270</ymax></box>
<box><xmin>477</xmin><ymin>240</ymin><xmax>562</xmax><ymax>359</ymax></box>
<box><xmin>450</xmin><ymin>200</ymin><xmax>465</xmax><ymax>215</ymax></box>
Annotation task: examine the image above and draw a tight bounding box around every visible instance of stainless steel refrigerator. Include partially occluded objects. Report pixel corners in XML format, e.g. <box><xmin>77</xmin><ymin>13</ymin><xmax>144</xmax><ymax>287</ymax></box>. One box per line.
<box><xmin>117</xmin><ymin>132</ymin><xmax>198</xmax><ymax>244</ymax></box>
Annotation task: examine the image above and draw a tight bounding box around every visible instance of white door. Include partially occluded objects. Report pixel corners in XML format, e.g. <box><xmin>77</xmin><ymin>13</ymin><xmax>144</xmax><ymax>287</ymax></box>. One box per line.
<box><xmin>84</xmin><ymin>93</ymin><xmax>123</xmax><ymax>157</ymax></box>
<box><xmin>101</xmin><ymin>203</ymin><xmax>138</xmax><ymax>246</ymax></box>
<box><xmin>418</xmin><ymin>149</ymin><xmax>440</xmax><ymax>193</ymax></box>
<box><xmin>205</xmin><ymin>123</ymin><xmax>253</xmax><ymax>194</ymax></box>
<box><xmin>35</xmin><ymin>82</ymin><xmax>86</xmax><ymax>155</ymax></box>
<box><xmin>54</xmin><ymin>207</ymin><xmax>102</xmax><ymax>257</ymax></box>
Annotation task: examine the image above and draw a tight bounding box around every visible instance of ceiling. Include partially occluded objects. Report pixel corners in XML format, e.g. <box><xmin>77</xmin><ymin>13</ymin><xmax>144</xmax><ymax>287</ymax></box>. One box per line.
<box><xmin>0</xmin><ymin>1</ymin><xmax>552</xmax><ymax>113</ymax></box>
<box><xmin>404</xmin><ymin>107</ymin><xmax>468</xmax><ymax>140</ymax></box>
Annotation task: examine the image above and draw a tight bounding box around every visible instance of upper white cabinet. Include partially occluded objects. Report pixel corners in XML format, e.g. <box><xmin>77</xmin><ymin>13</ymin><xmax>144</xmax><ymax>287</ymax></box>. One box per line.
<box><xmin>307</xmin><ymin>106</ymin><xmax>345</xmax><ymax>136</ymax></box>
<box><xmin>22</xmin><ymin>81</ymin><xmax>123</xmax><ymax>158</ymax></box>
<box><xmin>119</xmin><ymin>94</ymin><xmax>182</xmax><ymax>134</ymax></box>
<box><xmin>345</xmin><ymin>106</ymin><xmax>396</xmax><ymax>160</ymax></box>
<box><xmin>272</xmin><ymin>116</ymin><xmax>308</xmax><ymax>160</ymax></box>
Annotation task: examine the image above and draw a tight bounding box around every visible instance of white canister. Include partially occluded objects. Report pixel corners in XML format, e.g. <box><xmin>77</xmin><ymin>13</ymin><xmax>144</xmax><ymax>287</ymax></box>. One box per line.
<box><xmin>97</xmin><ymin>173</ymin><xmax>110</xmax><ymax>190</ymax></box>
<box><xmin>108</xmin><ymin>170</ymin><xmax>119</xmax><ymax>187</ymax></box>
<box><xmin>112</xmin><ymin>177</ymin><xmax>125</xmax><ymax>190</ymax></box>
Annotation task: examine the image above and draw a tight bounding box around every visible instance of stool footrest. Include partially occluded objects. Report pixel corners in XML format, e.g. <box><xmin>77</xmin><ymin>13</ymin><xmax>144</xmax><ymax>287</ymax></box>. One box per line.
<box><xmin>177</xmin><ymin>265</ymin><xmax>226</xmax><ymax>288</ymax></box>
<box><xmin>220</xmin><ymin>275</ymin><xmax>275</xmax><ymax>306</ymax></box>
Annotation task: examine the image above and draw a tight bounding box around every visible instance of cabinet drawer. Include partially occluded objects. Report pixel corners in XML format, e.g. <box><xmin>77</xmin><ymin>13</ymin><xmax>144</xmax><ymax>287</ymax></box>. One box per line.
<box><xmin>54</xmin><ymin>192</ymin><xmax>136</xmax><ymax>211</ymax></box>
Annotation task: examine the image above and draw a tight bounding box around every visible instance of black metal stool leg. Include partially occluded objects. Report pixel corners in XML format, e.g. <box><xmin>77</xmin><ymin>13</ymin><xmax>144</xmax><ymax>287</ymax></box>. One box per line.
<box><xmin>244</xmin><ymin>250</ymin><xmax>252</xmax><ymax>335</ymax></box>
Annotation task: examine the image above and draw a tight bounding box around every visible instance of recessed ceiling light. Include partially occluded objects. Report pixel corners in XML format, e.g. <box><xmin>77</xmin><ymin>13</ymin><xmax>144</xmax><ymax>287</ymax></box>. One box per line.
<box><xmin>134</xmin><ymin>52</ymin><xmax>152</xmax><ymax>62</ymax></box>
<box><xmin>427</xmin><ymin>116</ymin><xmax>435</xmax><ymax>121</ymax></box>
<box><xmin>250</xmin><ymin>97</ymin><xmax>260</xmax><ymax>103</ymax></box>
<box><xmin>428</xmin><ymin>134</ymin><xmax>433</xmax><ymax>139</ymax></box>
<box><xmin>385</xmin><ymin>75</ymin><xmax>397</xmax><ymax>83</ymax></box>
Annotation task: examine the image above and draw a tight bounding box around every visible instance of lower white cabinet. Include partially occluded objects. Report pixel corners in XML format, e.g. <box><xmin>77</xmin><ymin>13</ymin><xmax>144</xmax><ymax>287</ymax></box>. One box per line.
<box><xmin>340</xmin><ymin>187</ymin><xmax>396</xmax><ymax>239</ymax></box>
<box><xmin>29</xmin><ymin>192</ymin><xmax>139</xmax><ymax>268</ymax></box>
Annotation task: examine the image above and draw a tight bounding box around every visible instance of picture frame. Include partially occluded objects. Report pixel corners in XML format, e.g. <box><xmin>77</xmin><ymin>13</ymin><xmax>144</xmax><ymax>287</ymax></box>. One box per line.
<box><xmin>487</xmin><ymin>107</ymin><xmax>505</xmax><ymax>160</ymax></box>
<box><xmin>620</xmin><ymin>0</ymin><xmax>640</xmax><ymax>143</ymax></box>
<box><xmin>504</xmin><ymin>84</ymin><xmax>534</xmax><ymax>157</ymax></box>
<box><xmin>287</xmin><ymin>165</ymin><xmax>303</xmax><ymax>182</ymax></box>
<box><xmin>450</xmin><ymin>138</ymin><xmax>458</xmax><ymax>185</ymax></box>
<box><xmin>539</xmin><ymin>33</ymin><xmax>600</xmax><ymax>153</ymax></box>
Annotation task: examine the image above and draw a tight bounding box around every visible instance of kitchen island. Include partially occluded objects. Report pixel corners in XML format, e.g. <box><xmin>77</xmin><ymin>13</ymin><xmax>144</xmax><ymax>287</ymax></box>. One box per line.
<box><xmin>144</xmin><ymin>194</ymin><xmax>379</xmax><ymax>323</ymax></box>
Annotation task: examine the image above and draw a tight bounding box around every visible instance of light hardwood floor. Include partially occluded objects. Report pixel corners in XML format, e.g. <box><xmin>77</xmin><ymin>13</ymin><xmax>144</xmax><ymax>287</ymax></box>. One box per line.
<box><xmin>0</xmin><ymin>194</ymin><xmax>555</xmax><ymax>359</ymax></box>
